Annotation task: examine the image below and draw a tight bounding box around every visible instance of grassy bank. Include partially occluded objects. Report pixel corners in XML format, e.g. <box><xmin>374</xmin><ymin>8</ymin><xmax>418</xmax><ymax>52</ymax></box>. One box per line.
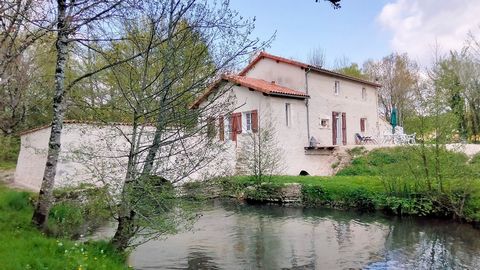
<box><xmin>0</xmin><ymin>184</ymin><xmax>129</xmax><ymax>270</ymax></box>
<box><xmin>222</xmin><ymin>146</ymin><xmax>480</xmax><ymax>224</ymax></box>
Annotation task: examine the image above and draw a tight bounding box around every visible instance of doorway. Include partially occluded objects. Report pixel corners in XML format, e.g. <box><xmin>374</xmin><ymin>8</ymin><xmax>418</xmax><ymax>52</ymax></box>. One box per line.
<box><xmin>332</xmin><ymin>112</ymin><xmax>346</xmax><ymax>145</ymax></box>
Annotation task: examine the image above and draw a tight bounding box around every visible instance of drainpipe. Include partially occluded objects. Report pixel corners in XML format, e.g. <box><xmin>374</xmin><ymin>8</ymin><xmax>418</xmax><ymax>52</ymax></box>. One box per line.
<box><xmin>305</xmin><ymin>68</ymin><xmax>311</xmax><ymax>145</ymax></box>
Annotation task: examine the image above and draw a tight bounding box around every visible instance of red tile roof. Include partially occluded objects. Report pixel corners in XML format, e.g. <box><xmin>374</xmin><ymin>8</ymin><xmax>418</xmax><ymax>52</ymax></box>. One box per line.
<box><xmin>226</xmin><ymin>75</ymin><xmax>309</xmax><ymax>98</ymax></box>
<box><xmin>190</xmin><ymin>74</ymin><xmax>309</xmax><ymax>109</ymax></box>
<box><xmin>240</xmin><ymin>52</ymin><xmax>381</xmax><ymax>87</ymax></box>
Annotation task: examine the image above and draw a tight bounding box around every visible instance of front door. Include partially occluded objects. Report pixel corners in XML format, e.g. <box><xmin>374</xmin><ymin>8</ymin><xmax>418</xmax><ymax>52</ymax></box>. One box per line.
<box><xmin>332</xmin><ymin>112</ymin><xmax>347</xmax><ymax>145</ymax></box>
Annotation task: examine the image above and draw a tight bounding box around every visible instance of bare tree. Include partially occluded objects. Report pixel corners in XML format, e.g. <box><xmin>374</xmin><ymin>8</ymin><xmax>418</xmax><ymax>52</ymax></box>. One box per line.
<box><xmin>66</xmin><ymin>0</ymin><xmax>267</xmax><ymax>251</ymax></box>
<box><xmin>236</xmin><ymin>120</ymin><xmax>284</xmax><ymax>183</ymax></box>
<box><xmin>307</xmin><ymin>47</ymin><xmax>326</xmax><ymax>68</ymax></box>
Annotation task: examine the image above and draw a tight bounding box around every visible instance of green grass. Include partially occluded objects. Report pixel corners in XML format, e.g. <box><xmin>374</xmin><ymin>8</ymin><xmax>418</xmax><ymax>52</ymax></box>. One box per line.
<box><xmin>0</xmin><ymin>161</ymin><xmax>16</xmax><ymax>170</ymax></box>
<box><xmin>234</xmin><ymin>175</ymin><xmax>385</xmax><ymax>198</ymax></box>
<box><xmin>0</xmin><ymin>184</ymin><xmax>130</xmax><ymax>270</ymax></box>
<box><xmin>227</xmin><ymin>146</ymin><xmax>480</xmax><ymax>222</ymax></box>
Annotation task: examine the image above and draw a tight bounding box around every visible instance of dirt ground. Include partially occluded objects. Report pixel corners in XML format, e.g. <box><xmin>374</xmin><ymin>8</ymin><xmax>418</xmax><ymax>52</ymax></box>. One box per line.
<box><xmin>0</xmin><ymin>169</ymin><xmax>33</xmax><ymax>190</ymax></box>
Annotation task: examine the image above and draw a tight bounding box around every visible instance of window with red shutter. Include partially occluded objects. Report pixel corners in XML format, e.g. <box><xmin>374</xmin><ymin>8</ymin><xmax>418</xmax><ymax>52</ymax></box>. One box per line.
<box><xmin>230</xmin><ymin>114</ymin><xmax>237</xmax><ymax>141</ymax></box>
<box><xmin>332</xmin><ymin>112</ymin><xmax>337</xmax><ymax>145</ymax></box>
<box><xmin>360</xmin><ymin>118</ymin><xmax>366</xmax><ymax>133</ymax></box>
<box><xmin>236</xmin><ymin>113</ymin><xmax>242</xmax><ymax>134</ymax></box>
<box><xmin>230</xmin><ymin>113</ymin><xmax>242</xmax><ymax>141</ymax></box>
<box><xmin>342</xmin><ymin>112</ymin><xmax>347</xmax><ymax>145</ymax></box>
<box><xmin>251</xmin><ymin>110</ymin><xmax>258</xmax><ymax>133</ymax></box>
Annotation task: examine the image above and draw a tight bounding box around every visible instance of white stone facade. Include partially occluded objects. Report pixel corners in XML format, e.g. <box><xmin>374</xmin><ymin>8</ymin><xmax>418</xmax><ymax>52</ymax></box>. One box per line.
<box><xmin>200</xmin><ymin>52</ymin><xmax>391</xmax><ymax>176</ymax></box>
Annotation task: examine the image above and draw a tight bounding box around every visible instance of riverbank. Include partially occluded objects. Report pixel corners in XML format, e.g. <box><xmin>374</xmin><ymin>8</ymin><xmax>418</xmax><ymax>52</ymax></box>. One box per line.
<box><xmin>185</xmin><ymin>146</ymin><xmax>480</xmax><ymax>226</ymax></box>
<box><xmin>0</xmin><ymin>184</ymin><xmax>130</xmax><ymax>269</ymax></box>
<box><xmin>218</xmin><ymin>175</ymin><xmax>480</xmax><ymax>224</ymax></box>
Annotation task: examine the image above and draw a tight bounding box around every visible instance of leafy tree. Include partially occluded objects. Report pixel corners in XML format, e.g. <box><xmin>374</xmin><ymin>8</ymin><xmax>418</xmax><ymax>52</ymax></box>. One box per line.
<box><xmin>335</xmin><ymin>63</ymin><xmax>366</xmax><ymax>79</ymax></box>
<box><xmin>432</xmin><ymin>53</ymin><xmax>467</xmax><ymax>140</ymax></box>
<box><xmin>363</xmin><ymin>53</ymin><xmax>418</xmax><ymax>125</ymax></box>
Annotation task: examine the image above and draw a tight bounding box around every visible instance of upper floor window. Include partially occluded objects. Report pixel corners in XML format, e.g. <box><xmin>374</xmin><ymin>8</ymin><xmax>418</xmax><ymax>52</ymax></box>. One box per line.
<box><xmin>285</xmin><ymin>103</ymin><xmax>291</xmax><ymax>127</ymax></box>
<box><xmin>334</xmin><ymin>81</ymin><xmax>340</xmax><ymax>96</ymax></box>
<box><xmin>362</xmin><ymin>87</ymin><xmax>367</xmax><ymax>100</ymax></box>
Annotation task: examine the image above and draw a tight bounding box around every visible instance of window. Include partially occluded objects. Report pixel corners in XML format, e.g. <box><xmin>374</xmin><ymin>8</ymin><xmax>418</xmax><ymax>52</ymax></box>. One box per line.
<box><xmin>334</xmin><ymin>81</ymin><xmax>340</xmax><ymax>95</ymax></box>
<box><xmin>224</xmin><ymin>116</ymin><xmax>231</xmax><ymax>141</ymax></box>
<box><xmin>243</xmin><ymin>111</ymin><xmax>252</xmax><ymax>132</ymax></box>
<box><xmin>320</xmin><ymin>119</ymin><xmax>329</xmax><ymax>128</ymax></box>
<box><xmin>360</xmin><ymin>118</ymin><xmax>367</xmax><ymax>133</ymax></box>
<box><xmin>285</xmin><ymin>103</ymin><xmax>291</xmax><ymax>126</ymax></box>
<box><xmin>362</xmin><ymin>87</ymin><xmax>367</xmax><ymax>100</ymax></box>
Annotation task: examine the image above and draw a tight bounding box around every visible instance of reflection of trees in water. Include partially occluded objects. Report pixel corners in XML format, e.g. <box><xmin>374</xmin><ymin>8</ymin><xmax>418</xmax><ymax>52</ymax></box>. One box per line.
<box><xmin>228</xmin><ymin>203</ymin><xmax>320</xmax><ymax>269</ymax></box>
<box><xmin>220</xmin><ymin>201</ymin><xmax>480</xmax><ymax>269</ymax></box>
<box><xmin>382</xmin><ymin>218</ymin><xmax>480</xmax><ymax>268</ymax></box>
<box><xmin>185</xmin><ymin>250</ymin><xmax>220</xmax><ymax>270</ymax></box>
<box><xmin>332</xmin><ymin>219</ymin><xmax>352</xmax><ymax>248</ymax></box>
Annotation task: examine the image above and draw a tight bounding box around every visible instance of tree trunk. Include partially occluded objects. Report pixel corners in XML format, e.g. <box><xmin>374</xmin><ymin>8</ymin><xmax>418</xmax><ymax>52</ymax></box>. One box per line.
<box><xmin>32</xmin><ymin>0</ymin><xmax>69</xmax><ymax>229</ymax></box>
<box><xmin>111</xmin><ymin>210</ymin><xmax>136</xmax><ymax>251</ymax></box>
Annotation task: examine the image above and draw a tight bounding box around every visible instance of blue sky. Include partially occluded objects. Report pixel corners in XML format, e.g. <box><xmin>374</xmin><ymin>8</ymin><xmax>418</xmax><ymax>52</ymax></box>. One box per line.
<box><xmin>228</xmin><ymin>0</ymin><xmax>480</xmax><ymax>68</ymax></box>
<box><xmin>229</xmin><ymin>0</ymin><xmax>392</xmax><ymax>68</ymax></box>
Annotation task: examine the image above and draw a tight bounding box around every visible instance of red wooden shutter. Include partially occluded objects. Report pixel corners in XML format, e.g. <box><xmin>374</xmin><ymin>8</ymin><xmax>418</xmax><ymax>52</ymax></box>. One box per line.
<box><xmin>230</xmin><ymin>113</ymin><xmax>242</xmax><ymax>141</ymax></box>
<box><xmin>235</xmin><ymin>113</ymin><xmax>242</xmax><ymax>134</ymax></box>
<box><xmin>342</xmin><ymin>112</ymin><xmax>347</xmax><ymax>145</ymax></box>
<box><xmin>332</xmin><ymin>112</ymin><xmax>337</xmax><ymax>145</ymax></box>
<box><xmin>230</xmin><ymin>114</ymin><xmax>237</xmax><ymax>141</ymax></box>
<box><xmin>219</xmin><ymin>116</ymin><xmax>224</xmax><ymax>141</ymax></box>
<box><xmin>360</xmin><ymin>118</ymin><xmax>365</xmax><ymax>133</ymax></box>
<box><xmin>251</xmin><ymin>110</ymin><xmax>258</xmax><ymax>133</ymax></box>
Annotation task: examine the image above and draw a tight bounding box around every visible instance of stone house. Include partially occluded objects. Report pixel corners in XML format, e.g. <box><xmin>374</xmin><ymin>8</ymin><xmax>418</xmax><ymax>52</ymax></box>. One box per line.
<box><xmin>192</xmin><ymin>52</ymin><xmax>390</xmax><ymax>175</ymax></box>
<box><xmin>15</xmin><ymin>52</ymin><xmax>391</xmax><ymax>190</ymax></box>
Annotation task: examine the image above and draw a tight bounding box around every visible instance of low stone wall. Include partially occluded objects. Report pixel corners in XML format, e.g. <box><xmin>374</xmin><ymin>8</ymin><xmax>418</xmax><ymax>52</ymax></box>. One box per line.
<box><xmin>243</xmin><ymin>183</ymin><xmax>302</xmax><ymax>204</ymax></box>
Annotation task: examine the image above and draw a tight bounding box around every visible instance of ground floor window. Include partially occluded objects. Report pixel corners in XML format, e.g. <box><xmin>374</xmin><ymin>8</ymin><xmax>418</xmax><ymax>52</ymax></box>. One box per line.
<box><xmin>360</xmin><ymin>118</ymin><xmax>367</xmax><ymax>133</ymax></box>
<box><xmin>243</xmin><ymin>111</ymin><xmax>252</xmax><ymax>132</ymax></box>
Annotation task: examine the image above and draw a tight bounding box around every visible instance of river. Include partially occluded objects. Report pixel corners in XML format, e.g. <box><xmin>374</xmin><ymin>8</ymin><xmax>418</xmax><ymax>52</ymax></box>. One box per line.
<box><xmin>127</xmin><ymin>200</ymin><xmax>480</xmax><ymax>269</ymax></box>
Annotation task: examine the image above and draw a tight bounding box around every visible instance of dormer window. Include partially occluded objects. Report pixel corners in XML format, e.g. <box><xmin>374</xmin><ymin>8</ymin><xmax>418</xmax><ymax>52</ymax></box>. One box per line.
<box><xmin>334</xmin><ymin>81</ymin><xmax>340</xmax><ymax>96</ymax></box>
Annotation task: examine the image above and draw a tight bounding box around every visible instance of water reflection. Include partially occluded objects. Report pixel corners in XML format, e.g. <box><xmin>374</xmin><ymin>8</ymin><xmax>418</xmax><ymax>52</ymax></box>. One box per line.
<box><xmin>130</xmin><ymin>200</ymin><xmax>480</xmax><ymax>269</ymax></box>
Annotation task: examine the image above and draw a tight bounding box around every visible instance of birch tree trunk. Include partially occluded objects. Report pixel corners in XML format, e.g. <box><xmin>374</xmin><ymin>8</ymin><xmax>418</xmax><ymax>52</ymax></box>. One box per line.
<box><xmin>32</xmin><ymin>0</ymin><xmax>69</xmax><ymax>229</ymax></box>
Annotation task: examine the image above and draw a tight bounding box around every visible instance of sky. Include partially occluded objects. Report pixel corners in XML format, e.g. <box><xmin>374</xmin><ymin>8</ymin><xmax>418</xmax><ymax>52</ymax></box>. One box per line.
<box><xmin>228</xmin><ymin>0</ymin><xmax>480</xmax><ymax>68</ymax></box>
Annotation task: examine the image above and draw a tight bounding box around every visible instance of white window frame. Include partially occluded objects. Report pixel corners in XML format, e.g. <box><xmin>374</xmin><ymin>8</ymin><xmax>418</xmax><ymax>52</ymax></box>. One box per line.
<box><xmin>243</xmin><ymin>111</ymin><xmax>252</xmax><ymax>132</ymax></box>
<box><xmin>362</xmin><ymin>87</ymin><xmax>367</xmax><ymax>100</ymax></box>
<box><xmin>334</xmin><ymin>81</ymin><xmax>340</xmax><ymax>96</ymax></box>
<box><xmin>285</xmin><ymin>103</ymin><xmax>291</xmax><ymax>127</ymax></box>
<box><xmin>224</xmin><ymin>116</ymin><xmax>231</xmax><ymax>141</ymax></box>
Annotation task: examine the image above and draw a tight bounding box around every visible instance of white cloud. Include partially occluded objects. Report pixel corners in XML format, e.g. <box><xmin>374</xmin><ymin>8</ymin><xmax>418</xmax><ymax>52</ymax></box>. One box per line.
<box><xmin>378</xmin><ymin>0</ymin><xmax>480</xmax><ymax>66</ymax></box>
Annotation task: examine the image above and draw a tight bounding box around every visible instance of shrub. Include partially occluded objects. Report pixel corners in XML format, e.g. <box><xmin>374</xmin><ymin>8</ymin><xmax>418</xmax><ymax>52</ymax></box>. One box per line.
<box><xmin>48</xmin><ymin>185</ymin><xmax>113</xmax><ymax>238</ymax></box>
<box><xmin>48</xmin><ymin>201</ymin><xmax>85</xmax><ymax>238</ymax></box>
<box><xmin>301</xmin><ymin>185</ymin><xmax>329</xmax><ymax>205</ymax></box>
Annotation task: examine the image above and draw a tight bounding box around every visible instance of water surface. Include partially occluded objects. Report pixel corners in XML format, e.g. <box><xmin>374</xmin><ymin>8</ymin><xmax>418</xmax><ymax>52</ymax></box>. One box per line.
<box><xmin>130</xmin><ymin>200</ymin><xmax>480</xmax><ymax>269</ymax></box>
